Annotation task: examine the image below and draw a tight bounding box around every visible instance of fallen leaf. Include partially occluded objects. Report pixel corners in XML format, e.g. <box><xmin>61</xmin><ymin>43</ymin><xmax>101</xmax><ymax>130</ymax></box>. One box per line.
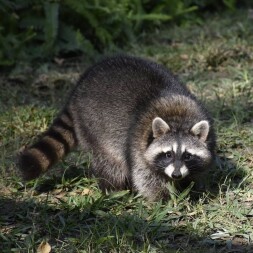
<box><xmin>54</xmin><ymin>57</ymin><xmax>64</xmax><ymax>65</ymax></box>
<box><xmin>81</xmin><ymin>188</ymin><xmax>92</xmax><ymax>196</ymax></box>
<box><xmin>180</xmin><ymin>54</ymin><xmax>189</xmax><ymax>60</ymax></box>
<box><xmin>37</xmin><ymin>241</ymin><xmax>51</xmax><ymax>253</ymax></box>
<box><xmin>187</xmin><ymin>211</ymin><xmax>197</xmax><ymax>216</ymax></box>
<box><xmin>210</xmin><ymin>229</ymin><xmax>231</xmax><ymax>240</ymax></box>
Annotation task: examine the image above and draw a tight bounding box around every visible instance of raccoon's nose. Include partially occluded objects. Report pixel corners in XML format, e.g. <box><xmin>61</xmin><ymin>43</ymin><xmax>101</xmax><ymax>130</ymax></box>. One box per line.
<box><xmin>171</xmin><ymin>171</ymin><xmax>182</xmax><ymax>179</ymax></box>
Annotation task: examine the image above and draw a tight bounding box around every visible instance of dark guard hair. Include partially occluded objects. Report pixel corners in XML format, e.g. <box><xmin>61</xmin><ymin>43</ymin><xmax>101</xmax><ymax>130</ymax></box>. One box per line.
<box><xmin>18</xmin><ymin>55</ymin><xmax>216</xmax><ymax>201</ymax></box>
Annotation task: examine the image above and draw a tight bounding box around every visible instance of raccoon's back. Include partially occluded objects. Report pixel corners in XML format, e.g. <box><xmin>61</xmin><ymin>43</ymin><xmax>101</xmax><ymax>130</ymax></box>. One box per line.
<box><xmin>69</xmin><ymin>56</ymin><xmax>190</xmax><ymax>153</ymax></box>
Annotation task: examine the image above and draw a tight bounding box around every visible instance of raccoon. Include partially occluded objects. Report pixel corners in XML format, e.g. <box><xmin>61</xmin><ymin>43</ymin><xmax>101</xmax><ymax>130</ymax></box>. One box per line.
<box><xmin>18</xmin><ymin>55</ymin><xmax>216</xmax><ymax>201</ymax></box>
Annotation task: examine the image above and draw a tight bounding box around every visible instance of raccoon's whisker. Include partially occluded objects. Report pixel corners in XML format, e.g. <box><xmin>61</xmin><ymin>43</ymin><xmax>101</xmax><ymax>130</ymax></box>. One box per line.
<box><xmin>187</xmin><ymin>166</ymin><xmax>204</xmax><ymax>172</ymax></box>
<box><xmin>156</xmin><ymin>165</ymin><xmax>166</xmax><ymax>169</ymax></box>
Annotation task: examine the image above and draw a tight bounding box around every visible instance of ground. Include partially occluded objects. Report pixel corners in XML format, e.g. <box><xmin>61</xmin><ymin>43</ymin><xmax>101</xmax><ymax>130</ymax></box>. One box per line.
<box><xmin>0</xmin><ymin>9</ymin><xmax>253</xmax><ymax>253</ymax></box>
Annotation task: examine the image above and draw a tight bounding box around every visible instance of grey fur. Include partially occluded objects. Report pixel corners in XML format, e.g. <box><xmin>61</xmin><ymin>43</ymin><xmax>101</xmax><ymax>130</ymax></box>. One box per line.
<box><xmin>19</xmin><ymin>55</ymin><xmax>216</xmax><ymax>201</ymax></box>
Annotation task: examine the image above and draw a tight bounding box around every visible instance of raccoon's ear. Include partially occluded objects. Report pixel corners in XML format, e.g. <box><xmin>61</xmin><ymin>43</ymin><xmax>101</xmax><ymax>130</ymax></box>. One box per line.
<box><xmin>152</xmin><ymin>117</ymin><xmax>170</xmax><ymax>138</ymax></box>
<box><xmin>191</xmin><ymin>120</ymin><xmax>209</xmax><ymax>142</ymax></box>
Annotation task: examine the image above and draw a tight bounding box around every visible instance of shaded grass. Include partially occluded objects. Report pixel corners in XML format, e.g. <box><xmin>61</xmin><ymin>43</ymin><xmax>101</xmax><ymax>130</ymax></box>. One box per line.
<box><xmin>1</xmin><ymin>9</ymin><xmax>253</xmax><ymax>253</ymax></box>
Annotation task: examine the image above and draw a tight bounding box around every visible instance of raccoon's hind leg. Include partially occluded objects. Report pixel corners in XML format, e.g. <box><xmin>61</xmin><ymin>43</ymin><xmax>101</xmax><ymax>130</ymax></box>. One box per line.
<box><xmin>91</xmin><ymin>153</ymin><xmax>131</xmax><ymax>192</ymax></box>
<box><xmin>18</xmin><ymin>108</ymin><xmax>77</xmax><ymax>180</ymax></box>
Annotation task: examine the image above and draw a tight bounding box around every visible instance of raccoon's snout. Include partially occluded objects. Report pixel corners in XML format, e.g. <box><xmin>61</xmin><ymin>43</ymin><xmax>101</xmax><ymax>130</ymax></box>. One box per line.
<box><xmin>171</xmin><ymin>170</ymin><xmax>182</xmax><ymax>179</ymax></box>
<box><xmin>165</xmin><ymin>164</ymin><xmax>189</xmax><ymax>180</ymax></box>
<box><xmin>172</xmin><ymin>160</ymin><xmax>183</xmax><ymax>179</ymax></box>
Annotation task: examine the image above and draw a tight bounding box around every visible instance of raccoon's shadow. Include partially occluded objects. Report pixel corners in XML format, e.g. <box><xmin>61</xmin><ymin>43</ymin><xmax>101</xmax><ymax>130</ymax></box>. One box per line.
<box><xmin>34</xmin><ymin>163</ymin><xmax>91</xmax><ymax>193</ymax></box>
<box><xmin>1</xmin><ymin>195</ymin><xmax>253</xmax><ymax>252</ymax></box>
<box><xmin>203</xmin><ymin>153</ymin><xmax>247</xmax><ymax>199</ymax></box>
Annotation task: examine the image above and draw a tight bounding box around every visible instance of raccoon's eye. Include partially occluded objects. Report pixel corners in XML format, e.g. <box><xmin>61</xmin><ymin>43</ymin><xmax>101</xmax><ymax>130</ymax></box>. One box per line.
<box><xmin>165</xmin><ymin>151</ymin><xmax>173</xmax><ymax>158</ymax></box>
<box><xmin>183</xmin><ymin>152</ymin><xmax>193</xmax><ymax>161</ymax></box>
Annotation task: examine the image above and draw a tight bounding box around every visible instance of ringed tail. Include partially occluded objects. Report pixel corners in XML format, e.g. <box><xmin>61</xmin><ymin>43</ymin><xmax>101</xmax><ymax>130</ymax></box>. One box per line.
<box><xmin>18</xmin><ymin>108</ymin><xmax>77</xmax><ymax>180</ymax></box>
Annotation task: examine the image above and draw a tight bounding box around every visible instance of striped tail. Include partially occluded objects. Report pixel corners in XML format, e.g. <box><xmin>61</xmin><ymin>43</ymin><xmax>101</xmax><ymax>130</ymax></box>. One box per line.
<box><xmin>18</xmin><ymin>108</ymin><xmax>77</xmax><ymax>180</ymax></box>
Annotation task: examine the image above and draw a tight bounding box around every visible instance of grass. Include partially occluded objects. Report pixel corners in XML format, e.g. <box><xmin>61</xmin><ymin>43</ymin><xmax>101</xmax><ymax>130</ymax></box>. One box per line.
<box><xmin>1</xmin><ymin>9</ymin><xmax>253</xmax><ymax>253</ymax></box>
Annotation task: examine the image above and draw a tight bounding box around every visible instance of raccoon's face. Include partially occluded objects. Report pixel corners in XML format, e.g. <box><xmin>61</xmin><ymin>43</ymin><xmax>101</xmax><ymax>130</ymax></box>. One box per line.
<box><xmin>144</xmin><ymin>117</ymin><xmax>212</xmax><ymax>180</ymax></box>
